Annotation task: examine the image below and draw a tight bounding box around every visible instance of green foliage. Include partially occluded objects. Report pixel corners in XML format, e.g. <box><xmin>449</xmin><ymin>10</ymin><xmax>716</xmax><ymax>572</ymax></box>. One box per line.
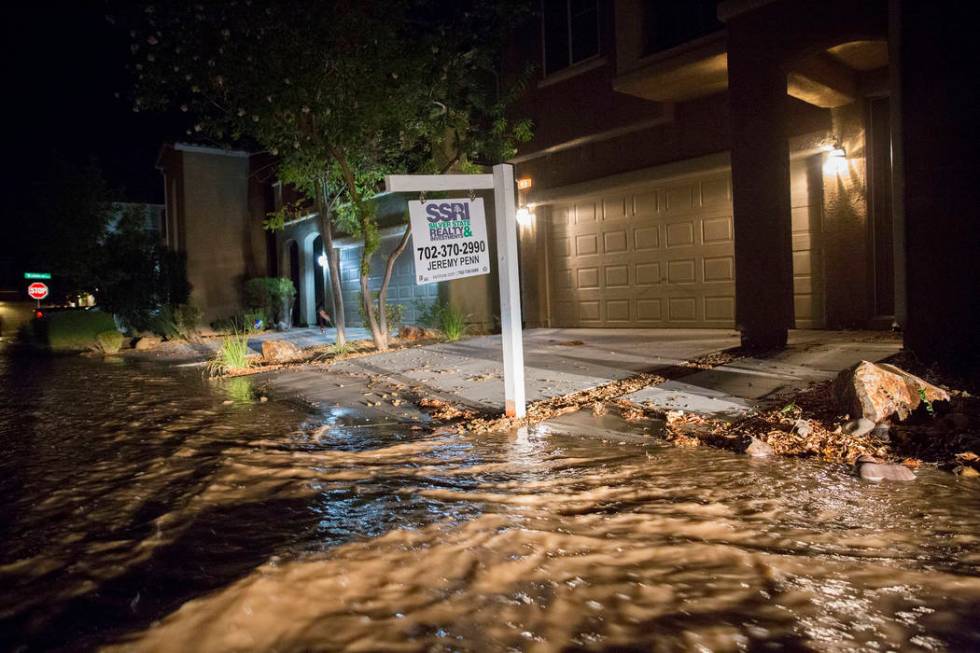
<box><xmin>357</xmin><ymin>292</ymin><xmax>405</xmax><ymax>332</ymax></box>
<box><xmin>329</xmin><ymin>342</ymin><xmax>355</xmax><ymax>357</ymax></box>
<box><xmin>211</xmin><ymin>310</ymin><xmax>268</xmax><ymax>334</ymax></box>
<box><xmin>172</xmin><ymin>304</ymin><xmax>202</xmax><ymax>339</ymax></box>
<box><xmin>918</xmin><ymin>387</ymin><xmax>936</xmax><ymax>416</ymax></box>
<box><xmin>94</xmin><ymin>330</ymin><xmax>125</xmax><ymax>354</ymax></box>
<box><xmin>97</xmin><ymin>205</ymin><xmax>190</xmax><ymax>330</ymax></box>
<box><xmin>121</xmin><ymin>0</ymin><xmax>535</xmax><ymax>347</ymax></box>
<box><xmin>21</xmin><ymin>157</ymin><xmax>116</xmax><ymax>299</ymax></box>
<box><xmin>244</xmin><ymin>277</ymin><xmax>296</xmax><ymax>326</ymax></box>
<box><xmin>418</xmin><ymin>300</ymin><xmax>468</xmax><ymax>341</ymax></box>
<box><xmin>35</xmin><ymin>310</ymin><xmax>118</xmax><ymax>352</ymax></box>
<box><xmin>206</xmin><ymin>330</ymin><xmax>253</xmax><ymax>377</ymax></box>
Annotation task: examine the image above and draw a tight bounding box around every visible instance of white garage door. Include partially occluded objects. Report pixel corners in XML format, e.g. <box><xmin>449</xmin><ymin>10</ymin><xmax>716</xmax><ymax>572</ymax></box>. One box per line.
<box><xmin>547</xmin><ymin>172</ymin><xmax>737</xmax><ymax>327</ymax></box>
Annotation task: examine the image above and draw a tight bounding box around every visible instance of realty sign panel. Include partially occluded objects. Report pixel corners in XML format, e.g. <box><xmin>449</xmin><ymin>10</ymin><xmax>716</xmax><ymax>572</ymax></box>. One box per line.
<box><xmin>408</xmin><ymin>198</ymin><xmax>490</xmax><ymax>285</ymax></box>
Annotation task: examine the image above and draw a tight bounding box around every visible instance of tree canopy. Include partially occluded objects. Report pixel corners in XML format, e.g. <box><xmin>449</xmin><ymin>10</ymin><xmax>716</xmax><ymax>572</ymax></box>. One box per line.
<box><xmin>120</xmin><ymin>0</ymin><xmax>534</xmax><ymax>347</ymax></box>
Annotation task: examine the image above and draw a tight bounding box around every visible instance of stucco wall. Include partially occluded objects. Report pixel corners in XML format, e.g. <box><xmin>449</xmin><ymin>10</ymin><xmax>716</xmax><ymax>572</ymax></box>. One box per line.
<box><xmin>180</xmin><ymin>151</ymin><xmax>254</xmax><ymax>323</ymax></box>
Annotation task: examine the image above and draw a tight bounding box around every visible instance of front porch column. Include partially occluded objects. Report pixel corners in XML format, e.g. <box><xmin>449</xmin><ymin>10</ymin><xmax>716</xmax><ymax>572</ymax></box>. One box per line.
<box><xmin>297</xmin><ymin>237</ymin><xmax>316</xmax><ymax>327</ymax></box>
<box><xmin>727</xmin><ymin>22</ymin><xmax>794</xmax><ymax>350</ymax></box>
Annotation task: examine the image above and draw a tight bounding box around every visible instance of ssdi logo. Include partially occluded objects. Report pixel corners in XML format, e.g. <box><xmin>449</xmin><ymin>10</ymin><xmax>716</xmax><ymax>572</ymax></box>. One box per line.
<box><xmin>425</xmin><ymin>202</ymin><xmax>473</xmax><ymax>241</ymax></box>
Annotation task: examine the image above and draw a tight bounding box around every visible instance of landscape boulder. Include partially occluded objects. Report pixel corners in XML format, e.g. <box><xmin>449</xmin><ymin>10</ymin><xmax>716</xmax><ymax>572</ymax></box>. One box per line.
<box><xmin>134</xmin><ymin>335</ymin><xmax>163</xmax><ymax>351</ymax></box>
<box><xmin>853</xmin><ymin>455</ymin><xmax>916</xmax><ymax>482</ymax></box>
<box><xmin>399</xmin><ymin>325</ymin><xmax>424</xmax><ymax>341</ymax></box>
<box><xmin>399</xmin><ymin>325</ymin><xmax>440</xmax><ymax>341</ymax></box>
<box><xmin>745</xmin><ymin>437</ymin><xmax>774</xmax><ymax>458</ymax></box>
<box><xmin>833</xmin><ymin>360</ymin><xmax>949</xmax><ymax>424</ymax></box>
<box><xmin>261</xmin><ymin>339</ymin><xmax>301</xmax><ymax>363</ymax></box>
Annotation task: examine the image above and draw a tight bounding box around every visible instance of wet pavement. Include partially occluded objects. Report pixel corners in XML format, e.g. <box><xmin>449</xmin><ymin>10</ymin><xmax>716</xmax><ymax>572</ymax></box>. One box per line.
<box><xmin>1</xmin><ymin>345</ymin><xmax>979</xmax><ymax>652</ymax></box>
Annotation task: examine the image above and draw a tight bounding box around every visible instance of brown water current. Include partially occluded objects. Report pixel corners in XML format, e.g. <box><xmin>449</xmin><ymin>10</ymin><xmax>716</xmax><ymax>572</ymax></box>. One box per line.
<box><xmin>1</xmin><ymin>346</ymin><xmax>979</xmax><ymax>652</ymax></box>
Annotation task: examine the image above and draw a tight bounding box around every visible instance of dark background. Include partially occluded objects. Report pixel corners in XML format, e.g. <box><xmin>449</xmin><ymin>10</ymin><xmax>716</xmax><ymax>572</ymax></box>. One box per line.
<box><xmin>1</xmin><ymin>1</ymin><xmax>184</xmax><ymax>285</ymax></box>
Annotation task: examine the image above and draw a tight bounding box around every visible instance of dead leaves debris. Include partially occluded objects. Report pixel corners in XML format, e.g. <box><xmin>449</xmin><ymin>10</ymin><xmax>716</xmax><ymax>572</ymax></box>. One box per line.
<box><xmin>655</xmin><ymin>377</ymin><xmax>980</xmax><ymax>471</ymax></box>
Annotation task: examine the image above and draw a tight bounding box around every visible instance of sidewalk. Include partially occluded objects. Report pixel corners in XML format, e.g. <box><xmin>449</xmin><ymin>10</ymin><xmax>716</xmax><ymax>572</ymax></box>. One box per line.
<box><xmin>266</xmin><ymin>328</ymin><xmax>902</xmax><ymax>421</ymax></box>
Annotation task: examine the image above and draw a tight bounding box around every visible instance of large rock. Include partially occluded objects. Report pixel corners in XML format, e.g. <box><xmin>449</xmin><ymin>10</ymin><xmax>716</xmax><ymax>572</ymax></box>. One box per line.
<box><xmin>262</xmin><ymin>339</ymin><xmax>301</xmax><ymax>362</ymax></box>
<box><xmin>854</xmin><ymin>455</ymin><xmax>916</xmax><ymax>482</ymax></box>
<box><xmin>833</xmin><ymin>361</ymin><xmax>949</xmax><ymax>423</ymax></box>
<box><xmin>399</xmin><ymin>325</ymin><xmax>425</xmax><ymax>341</ymax></box>
<box><xmin>134</xmin><ymin>335</ymin><xmax>162</xmax><ymax>351</ymax></box>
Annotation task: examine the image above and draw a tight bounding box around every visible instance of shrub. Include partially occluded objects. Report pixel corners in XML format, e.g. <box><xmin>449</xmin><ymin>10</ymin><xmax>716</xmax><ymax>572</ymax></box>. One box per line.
<box><xmin>35</xmin><ymin>309</ymin><xmax>118</xmax><ymax>351</ymax></box>
<box><xmin>418</xmin><ymin>300</ymin><xmax>467</xmax><ymax>341</ymax></box>
<box><xmin>94</xmin><ymin>330</ymin><xmax>124</xmax><ymax>354</ymax></box>
<box><xmin>173</xmin><ymin>304</ymin><xmax>202</xmax><ymax>339</ymax></box>
<box><xmin>210</xmin><ymin>310</ymin><xmax>267</xmax><ymax>334</ymax></box>
<box><xmin>205</xmin><ymin>330</ymin><xmax>253</xmax><ymax>376</ymax></box>
<box><xmin>244</xmin><ymin>277</ymin><xmax>296</xmax><ymax>326</ymax></box>
<box><xmin>146</xmin><ymin>305</ymin><xmax>180</xmax><ymax>339</ymax></box>
<box><xmin>358</xmin><ymin>292</ymin><xmax>405</xmax><ymax>333</ymax></box>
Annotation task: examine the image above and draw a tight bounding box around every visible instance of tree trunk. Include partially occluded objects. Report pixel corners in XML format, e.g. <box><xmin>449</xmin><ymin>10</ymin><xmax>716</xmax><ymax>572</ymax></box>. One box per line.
<box><xmin>330</xmin><ymin>145</ymin><xmax>387</xmax><ymax>350</ymax></box>
<box><xmin>359</xmin><ymin>265</ymin><xmax>386</xmax><ymax>350</ymax></box>
<box><xmin>377</xmin><ymin>224</ymin><xmax>412</xmax><ymax>340</ymax></box>
<box><xmin>316</xmin><ymin>181</ymin><xmax>346</xmax><ymax>347</ymax></box>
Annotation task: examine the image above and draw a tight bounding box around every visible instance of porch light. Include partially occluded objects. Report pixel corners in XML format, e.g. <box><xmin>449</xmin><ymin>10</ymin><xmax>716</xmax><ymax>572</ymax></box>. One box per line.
<box><xmin>317</xmin><ymin>254</ymin><xmax>328</xmax><ymax>268</ymax></box>
<box><xmin>823</xmin><ymin>140</ymin><xmax>848</xmax><ymax>175</ymax></box>
<box><xmin>515</xmin><ymin>205</ymin><xmax>535</xmax><ymax>227</ymax></box>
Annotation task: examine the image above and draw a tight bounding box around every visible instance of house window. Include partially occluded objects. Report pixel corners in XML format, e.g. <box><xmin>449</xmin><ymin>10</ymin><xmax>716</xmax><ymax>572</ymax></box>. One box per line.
<box><xmin>643</xmin><ymin>0</ymin><xmax>722</xmax><ymax>55</ymax></box>
<box><xmin>543</xmin><ymin>0</ymin><xmax>600</xmax><ymax>76</ymax></box>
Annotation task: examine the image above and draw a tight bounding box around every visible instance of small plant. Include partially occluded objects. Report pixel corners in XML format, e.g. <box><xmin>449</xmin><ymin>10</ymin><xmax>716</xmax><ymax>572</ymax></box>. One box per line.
<box><xmin>172</xmin><ymin>304</ymin><xmax>202</xmax><ymax>339</ymax></box>
<box><xmin>244</xmin><ymin>277</ymin><xmax>296</xmax><ymax>326</ymax></box>
<box><xmin>416</xmin><ymin>299</ymin><xmax>468</xmax><ymax>341</ymax></box>
<box><xmin>94</xmin><ymin>330</ymin><xmax>124</xmax><ymax>354</ymax></box>
<box><xmin>330</xmin><ymin>342</ymin><xmax>354</xmax><ymax>357</ymax></box>
<box><xmin>918</xmin><ymin>387</ymin><xmax>935</xmax><ymax>416</ymax></box>
<box><xmin>206</xmin><ymin>329</ymin><xmax>253</xmax><ymax>376</ymax></box>
<box><xmin>357</xmin><ymin>292</ymin><xmax>405</xmax><ymax>333</ymax></box>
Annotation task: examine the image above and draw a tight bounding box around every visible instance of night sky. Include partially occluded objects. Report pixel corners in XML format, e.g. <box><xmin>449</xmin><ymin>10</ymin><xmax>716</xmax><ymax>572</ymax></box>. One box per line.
<box><xmin>2</xmin><ymin>1</ymin><xmax>183</xmax><ymax>218</ymax></box>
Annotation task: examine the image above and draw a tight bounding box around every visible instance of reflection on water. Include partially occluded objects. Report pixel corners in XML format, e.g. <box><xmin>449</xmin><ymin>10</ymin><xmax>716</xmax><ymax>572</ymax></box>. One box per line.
<box><xmin>1</xmin><ymin>346</ymin><xmax>979</xmax><ymax>652</ymax></box>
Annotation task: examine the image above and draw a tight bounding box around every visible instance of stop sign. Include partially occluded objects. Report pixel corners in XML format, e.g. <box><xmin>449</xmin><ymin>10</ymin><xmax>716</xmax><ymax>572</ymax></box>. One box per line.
<box><xmin>27</xmin><ymin>282</ymin><xmax>49</xmax><ymax>301</ymax></box>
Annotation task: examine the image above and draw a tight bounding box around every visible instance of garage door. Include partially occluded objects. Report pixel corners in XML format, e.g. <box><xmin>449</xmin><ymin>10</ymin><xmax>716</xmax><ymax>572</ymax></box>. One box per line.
<box><xmin>547</xmin><ymin>172</ymin><xmax>736</xmax><ymax>327</ymax></box>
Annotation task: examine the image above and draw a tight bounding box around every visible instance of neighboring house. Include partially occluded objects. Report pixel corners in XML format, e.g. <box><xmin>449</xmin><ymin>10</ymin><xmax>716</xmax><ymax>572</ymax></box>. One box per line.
<box><xmin>107</xmin><ymin>202</ymin><xmax>166</xmax><ymax>236</ymax></box>
<box><xmin>156</xmin><ymin>0</ymin><xmax>977</xmax><ymax>369</ymax></box>
<box><xmin>156</xmin><ymin>143</ymin><xmax>274</xmax><ymax>324</ymax></box>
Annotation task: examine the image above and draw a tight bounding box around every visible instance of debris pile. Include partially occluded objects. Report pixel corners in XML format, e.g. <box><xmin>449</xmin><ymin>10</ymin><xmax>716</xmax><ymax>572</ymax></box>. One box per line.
<box><xmin>654</xmin><ymin>358</ymin><xmax>979</xmax><ymax>476</ymax></box>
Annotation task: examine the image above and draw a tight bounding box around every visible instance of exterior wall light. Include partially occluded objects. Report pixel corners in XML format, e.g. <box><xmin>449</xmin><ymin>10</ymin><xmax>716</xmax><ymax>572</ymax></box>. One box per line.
<box><xmin>823</xmin><ymin>141</ymin><xmax>848</xmax><ymax>175</ymax></box>
<box><xmin>317</xmin><ymin>254</ymin><xmax>328</xmax><ymax>268</ymax></box>
<box><xmin>515</xmin><ymin>205</ymin><xmax>534</xmax><ymax>227</ymax></box>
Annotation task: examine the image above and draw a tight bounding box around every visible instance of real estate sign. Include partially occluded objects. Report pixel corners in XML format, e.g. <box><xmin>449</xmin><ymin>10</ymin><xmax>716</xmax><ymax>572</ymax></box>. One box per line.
<box><xmin>408</xmin><ymin>198</ymin><xmax>490</xmax><ymax>285</ymax></box>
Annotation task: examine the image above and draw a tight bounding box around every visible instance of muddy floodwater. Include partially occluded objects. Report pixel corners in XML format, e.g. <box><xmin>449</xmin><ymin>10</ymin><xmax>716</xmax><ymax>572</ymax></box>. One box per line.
<box><xmin>1</xmin><ymin>346</ymin><xmax>979</xmax><ymax>652</ymax></box>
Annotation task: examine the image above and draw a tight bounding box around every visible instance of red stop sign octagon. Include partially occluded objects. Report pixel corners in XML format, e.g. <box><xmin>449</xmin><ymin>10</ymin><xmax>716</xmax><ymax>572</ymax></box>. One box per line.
<box><xmin>27</xmin><ymin>282</ymin><xmax>49</xmax><ymax>301</ymax></box>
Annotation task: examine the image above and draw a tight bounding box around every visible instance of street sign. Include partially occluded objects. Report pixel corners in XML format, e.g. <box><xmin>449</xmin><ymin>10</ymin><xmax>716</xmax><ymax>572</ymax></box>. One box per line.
<box><xmin>27</xmin><ymin>282</ymin><xmax>49</xmax><ymax>301</ymax></box>
<box><xmin>408</xmin><ymin>198</ymin><xmax>491</xmax><ymax>285</ymax></box>
<box><xmin>387</xmin><ymin>164</ymin><xmax>527</xmax><ymax>418</ymax></box>
<box><xmin>24</xmin><ymin>272</ymin><xmax>51</xmax><ymax>280</ymax></box>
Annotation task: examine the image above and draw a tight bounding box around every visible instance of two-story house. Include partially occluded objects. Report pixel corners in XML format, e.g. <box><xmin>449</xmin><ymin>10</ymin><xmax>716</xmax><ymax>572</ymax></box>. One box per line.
<box><xmin>157</xmin><ymin>0</ymin><xmax>977</xmax><ymax>369</ymax></box>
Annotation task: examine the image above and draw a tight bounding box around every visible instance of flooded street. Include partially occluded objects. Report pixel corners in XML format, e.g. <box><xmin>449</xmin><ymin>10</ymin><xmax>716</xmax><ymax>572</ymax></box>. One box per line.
<box><xmin>2</xmin><ymin>346</ymin><xmax>979</xmax><ymax>652</ymax></box>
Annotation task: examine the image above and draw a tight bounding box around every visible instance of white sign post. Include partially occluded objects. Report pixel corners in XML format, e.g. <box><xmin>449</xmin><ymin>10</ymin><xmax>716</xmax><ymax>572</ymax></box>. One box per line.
<box><xmin>385</xmin><ymin>164</ymin><xmax>527</xmax><ymax>418</ymax></box>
